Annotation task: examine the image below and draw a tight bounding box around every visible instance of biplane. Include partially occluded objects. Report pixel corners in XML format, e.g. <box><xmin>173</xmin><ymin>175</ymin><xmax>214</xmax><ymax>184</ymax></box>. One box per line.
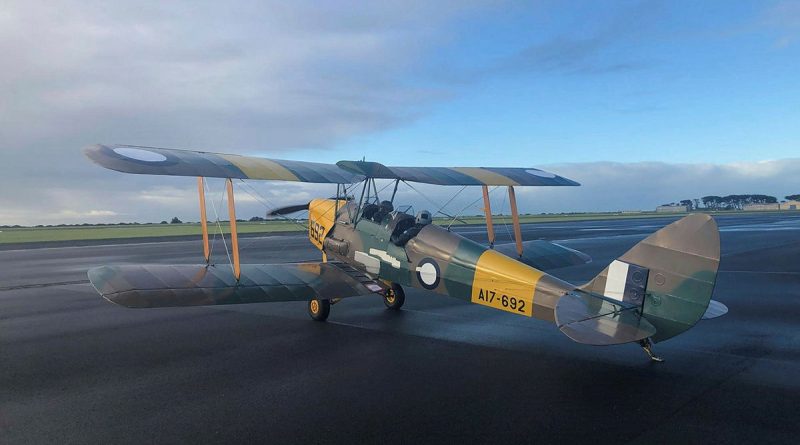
<box><xmin>84</xmin><ymin>144</ymin><xmax>727</xmax><ymax>361</ymax></box>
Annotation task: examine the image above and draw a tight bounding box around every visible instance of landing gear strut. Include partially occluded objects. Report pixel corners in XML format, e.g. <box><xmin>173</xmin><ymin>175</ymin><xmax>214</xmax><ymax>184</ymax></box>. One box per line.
<box><xmin>308</xmin><ymin>299</ymin><xmax>331</xmax><ymax>321</ymax></box>
<box><xmin>639</xmin><ymin>338</ymin><xmax>664</xmax><ymax>362</ymax></box>
<box><xmin>383</xmin><ymin>283</ymin><xmax>405</xmax><ymax>310</ymax></box>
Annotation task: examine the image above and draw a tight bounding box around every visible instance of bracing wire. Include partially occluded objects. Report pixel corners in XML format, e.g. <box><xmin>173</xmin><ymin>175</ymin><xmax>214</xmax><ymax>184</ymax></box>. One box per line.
<box><xmin>205</xmin><ymin>179</ymin><xmax>234</xmax><ymax>274</ymax></box>
<box><xmin>401</xmin><ymin>181</ymin><xmax>464</xmax><ymax>223</ymax></box>
<box><xmin>437</xmin><ymin>185</ymin><xmax>468</xmax><ymax>217</ymax></box>
<box><xmin>233</xmin><ymin>179</ymin><xmax>312</xmax><ymax>253</ymax></box>
<box><xmin>446</xmin><ymin>186</ymin><xmax>498</xmax><ymax>231</ymax></box>
<box><xmin>236</xmin><ymin>180</ymin><xmax>308</xmax><ymax>231</ymax></box>
<box><xmin>498</xmin><ymin>188</ymin><xmax>513</xmax><ymax>242</ymax></box>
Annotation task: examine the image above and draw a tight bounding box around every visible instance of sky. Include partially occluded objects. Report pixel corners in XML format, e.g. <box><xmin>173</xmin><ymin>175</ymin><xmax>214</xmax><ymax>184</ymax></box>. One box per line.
<box><xmin>1</xmin><ymin>0</ymin><xmax>799</xmax><ymax>225</ymax></box>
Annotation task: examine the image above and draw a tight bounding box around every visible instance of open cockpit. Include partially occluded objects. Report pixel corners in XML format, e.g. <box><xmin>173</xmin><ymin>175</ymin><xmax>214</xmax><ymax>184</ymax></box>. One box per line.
<box><xmin>353</xmin><ymin>199</ymin><xmax>433</xmax><ymax>247</ymax></box>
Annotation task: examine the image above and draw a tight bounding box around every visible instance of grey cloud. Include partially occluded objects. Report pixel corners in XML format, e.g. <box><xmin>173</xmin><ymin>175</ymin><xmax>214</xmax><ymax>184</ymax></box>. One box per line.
<box><xmin>5</xmin><ymin>158</ymin><xmax>797</xmax><ymax>227</ymax></box>
<box><xmin>0</xmin><ymin>0</ymin><xmax>493</xmax><ymax>225</ymax></box>
<box><xmin>389</xmin><ymin>158</ymin><xmax>800</xmax><ymax>220</ymax></box>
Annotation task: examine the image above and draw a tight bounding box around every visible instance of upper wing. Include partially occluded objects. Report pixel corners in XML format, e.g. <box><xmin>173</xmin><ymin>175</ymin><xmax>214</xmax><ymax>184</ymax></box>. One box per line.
<box><xmin>85</xmin><ymin>144</ymin><xmax>579</xmax><ymax>186</ymax></box>
<box><xmin>88</xmin><ymin>262</ymin><xmax>385</xmax><ymax>308</ymax></box>
<box><xmin>84</xmin><ymin>144</ymin><xmax>361</xmax><ymax>183</ymax></box>
<box><xmin>336</xmin><ymin>160</ymin><xmax>579</xmax><ymax>186</ymax></box>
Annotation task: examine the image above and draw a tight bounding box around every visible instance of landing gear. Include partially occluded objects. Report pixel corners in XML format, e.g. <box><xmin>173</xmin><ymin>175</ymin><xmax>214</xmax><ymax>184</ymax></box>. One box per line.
<box><xmin>383</xmin><ymin>283</ymin><xmax>405</xmax><ymax>310</ymax></box>
<box><xmin>639</xmin><ymin>338</ymin><xmax>664</xmax><ymax>363</ymax></box>
<box><xmin>308</xmin><ymin>299</ymin><xmax>331</xmax><ymax>321</ymax></box>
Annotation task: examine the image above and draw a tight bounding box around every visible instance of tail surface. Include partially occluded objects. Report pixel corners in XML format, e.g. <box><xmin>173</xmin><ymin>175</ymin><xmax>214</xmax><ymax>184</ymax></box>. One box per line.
<box><xmin>582</xmin><ymin>213</ymin><xmax>721</xmax><ymax>342</ymax></box>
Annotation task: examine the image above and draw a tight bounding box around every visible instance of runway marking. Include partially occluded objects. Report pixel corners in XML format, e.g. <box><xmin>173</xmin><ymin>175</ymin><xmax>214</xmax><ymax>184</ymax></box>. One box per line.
<box><xmin>0</xmin><ymin>279</ymin><xmax>90</xmax><ymax>291</ymax></box>
<box><xmin>718</xmin><ymin>270</ymin><xmax>800</xmax><ymax>276</ymax></box>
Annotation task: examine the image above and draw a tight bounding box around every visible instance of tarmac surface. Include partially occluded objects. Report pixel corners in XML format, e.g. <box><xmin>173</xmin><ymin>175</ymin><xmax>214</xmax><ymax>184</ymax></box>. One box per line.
<box><xmin>2</xmin><ymin>213</ymin><xmax>799</xmax><ymax>444</ymax></box>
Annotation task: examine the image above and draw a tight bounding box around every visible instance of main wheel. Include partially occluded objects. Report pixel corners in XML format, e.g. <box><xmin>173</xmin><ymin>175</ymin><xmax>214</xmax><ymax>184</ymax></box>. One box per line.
<box><xmin>383</xmin><ymin>283</ymin><xmax>405</xmax><ymax>310</ymax></box>
<box><xmin>308</xmin><ymin>299</ymin><xmax>331</xmax><ymax>321</ymax></box>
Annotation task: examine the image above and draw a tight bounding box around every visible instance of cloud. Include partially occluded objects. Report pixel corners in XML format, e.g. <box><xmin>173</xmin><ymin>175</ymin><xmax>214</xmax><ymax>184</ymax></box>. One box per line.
<box><xmin>0</xmin><ymin>1</ymin><xmax>485</xmax><ymax>152</ymax></box>
<box><xmin>54</xmin><ymin>210</ymin><xmax>119</xmax><ymax>219</ymax></box>
<box><xmin>8</xmin><ymin>157</ymin><xmax>797</xmax><ymax>226</ymax></box>
<box><xmin>514</xmin><ymin>158</ymin><xmax>800</xmax><ymax>213</ymax></box>
<box><xmin>761</xmin><ymin>0</ymin><xmax>800</xmax><ymax>47</ymax></box>
<box><xmin>470</xmin><ymin>1</ymin><xmax>664</xmax><ymax>80</ymax></box>
<box><xmin>0</xmin><ymin>0</ymin><xmax>493</xmax><ymax>226</ymax></box>
<box><xmin>390</xmin><ymin>158</ymin><xmax>800</xmax><ymax>218</ymax></box>
<box><xmin>1</xmin><ymin>1</ymin><xmax>798</xmax><ymax>226</ymax></box>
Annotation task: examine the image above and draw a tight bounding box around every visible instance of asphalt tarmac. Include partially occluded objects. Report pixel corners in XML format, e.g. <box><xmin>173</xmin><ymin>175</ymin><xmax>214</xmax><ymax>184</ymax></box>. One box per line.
<box><xmin>2</xmin><ymin>213</ymin><xmax>799</xmax><ymax>444</ymax></box>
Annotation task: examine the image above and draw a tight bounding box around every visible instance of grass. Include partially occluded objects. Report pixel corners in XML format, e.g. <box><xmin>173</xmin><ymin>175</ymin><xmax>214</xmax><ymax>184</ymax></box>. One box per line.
<box><xmin>1</xmin><ymin>210</ymin><xmax>791</xmax><ymax>244</ymax></box>
<box><xmin>0</xmin><ymin>221</ymin><xmax>304</xmax><ymax>244</ymax></box>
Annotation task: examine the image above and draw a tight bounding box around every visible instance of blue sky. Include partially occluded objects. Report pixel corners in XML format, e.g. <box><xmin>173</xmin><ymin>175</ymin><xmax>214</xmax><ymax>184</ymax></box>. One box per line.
<box><xmin>321</xmin><ymin>1</ymin><xmax>800</xmax><ymax>166</ymax></box>
<box><xmin>1</xmin><ymin>0</ymin><xmax>799</xmax><ymax>224</ymax></box>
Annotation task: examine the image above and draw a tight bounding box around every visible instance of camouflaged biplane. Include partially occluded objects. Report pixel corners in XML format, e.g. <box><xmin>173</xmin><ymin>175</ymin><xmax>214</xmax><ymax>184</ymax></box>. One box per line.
<box><xmin>85</xmin><ymin>144</ymin><xmax>727</xmax><ymax>361</ymax></box>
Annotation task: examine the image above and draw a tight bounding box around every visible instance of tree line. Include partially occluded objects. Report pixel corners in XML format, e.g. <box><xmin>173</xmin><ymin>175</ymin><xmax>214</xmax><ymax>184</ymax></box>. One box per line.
<box><xmin>663</xmin><ymin>194</ymin><xmax>798</xmax><ymax>211</ymax></box>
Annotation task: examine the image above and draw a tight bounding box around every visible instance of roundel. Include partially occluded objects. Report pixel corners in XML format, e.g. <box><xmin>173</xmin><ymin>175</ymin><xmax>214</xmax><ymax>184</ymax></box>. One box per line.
<box><xmin>113</xmin><ymin>147</ymin><xmax>168</xmax><ymax>163</ymax></box>
<box><xmin>416</xmin><ymin>258</ymin><xmax>440</xmax><ymax>290</ymax></box>
<box><xmin>525</xmin><ymin>169</ymin><xmax>556</xmax><ymax>179</ymax></box>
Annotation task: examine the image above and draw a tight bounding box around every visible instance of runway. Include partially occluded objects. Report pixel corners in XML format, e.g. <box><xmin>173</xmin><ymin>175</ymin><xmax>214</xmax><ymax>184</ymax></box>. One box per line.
<box><xmin>2</xmin><ymin>213</ymin><xmax>799</xmax><ymax>444</ymax></box>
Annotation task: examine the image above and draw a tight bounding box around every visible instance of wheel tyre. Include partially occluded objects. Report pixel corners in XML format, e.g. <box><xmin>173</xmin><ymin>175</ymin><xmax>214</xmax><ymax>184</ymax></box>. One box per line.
<box><xmin>308</xmin><ymin>299</ymin><xmax>331</xmax><ymax>321</ymax></box>
<box><xmin>383</xmin><ymin>283</ymin><xmax>405</xmax><ymax>310</ymax></box>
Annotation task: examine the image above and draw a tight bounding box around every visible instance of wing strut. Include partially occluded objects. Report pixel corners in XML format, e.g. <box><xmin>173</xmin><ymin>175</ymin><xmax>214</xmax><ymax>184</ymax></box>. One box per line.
<box><xmin>482</xmin><ymin>185</ymin><xmax>496</xmax><ymax>248</ymax></box>
<box><xmin>197</xmin><ymin>177</ymin><xmax>211</xmax><ymax>263</ymax></box>
<box><xmin>507</xmin><ymin>186</ymin><xmax>524</xmax><ymax>258</ymax></box>
<box><xmin>226</xmin><ymin>178</ymin><xmax>241</xmax><ymax>280</ymax></box>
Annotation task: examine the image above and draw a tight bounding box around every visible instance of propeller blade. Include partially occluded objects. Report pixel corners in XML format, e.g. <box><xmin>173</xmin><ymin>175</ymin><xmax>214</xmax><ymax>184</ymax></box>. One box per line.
<box><xmin>267</xmin><ymin>203</ymin><xmax>309</xmax><ymax>216</ymax></box>
<box><xmin>267</xmin><ymin>196</ymin><xmax>352</xmax><ymax>216</ymax></box>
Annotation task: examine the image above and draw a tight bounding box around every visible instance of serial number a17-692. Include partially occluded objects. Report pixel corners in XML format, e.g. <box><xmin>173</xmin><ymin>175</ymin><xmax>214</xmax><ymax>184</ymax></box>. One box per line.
<box><xmin>472</xmin><ymin>288</ymin><xmax>532</xmax><ymax>317</ymax></box>
<box><xmin>309</xmin><ymin>220</ymin><xmax>326</xmax><ymax>245</ymax></box>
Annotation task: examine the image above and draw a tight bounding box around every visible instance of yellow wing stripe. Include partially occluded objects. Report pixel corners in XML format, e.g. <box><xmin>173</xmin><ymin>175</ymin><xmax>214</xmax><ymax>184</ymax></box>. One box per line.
<box><xmin>219</xmin><ymin>154</ymin><xmax>300</xmax><ymax>181</ymax></box>
<box><xmin>452</xmin><ymin>167</ymin><xmax>520</xmax><ymax>186</ymax></box>
<box><xmin>470</xmin><ymin>250</ymin><xmax>543</xmax><ymax>317</ymax></box>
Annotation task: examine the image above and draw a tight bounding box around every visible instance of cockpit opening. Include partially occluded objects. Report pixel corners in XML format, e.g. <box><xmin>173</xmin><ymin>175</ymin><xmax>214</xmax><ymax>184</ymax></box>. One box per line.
<box><xmin>390</xmin><ymin>210</ymin><xmax>432</xmax><ymax>246</ymax></box>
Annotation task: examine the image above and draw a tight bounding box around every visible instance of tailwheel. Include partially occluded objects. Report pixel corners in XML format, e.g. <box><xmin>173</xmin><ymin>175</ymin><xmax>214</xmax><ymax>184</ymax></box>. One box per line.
<box><xmin>383</xmin><ymin>283</ymin><xmax>405</xmax><ymax>310</ymax></box>
<box><xmin>308</xmin><ymin>299</ymin><xmax>331</xmax><ymax>321</ymax></box>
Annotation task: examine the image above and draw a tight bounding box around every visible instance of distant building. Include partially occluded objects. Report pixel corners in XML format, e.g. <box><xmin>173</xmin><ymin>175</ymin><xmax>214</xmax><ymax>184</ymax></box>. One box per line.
<box><xmin>781</xmin><ymin>200</ymin><xmax>800</xmax><ymax>211</ymax></box>
<box><xmin>656</xmin><ymin>205</ymin><xmax>688</xmax><ymax>213</ymax></box>
<box><xmin>744</xmin><ymin>203</ymin><xmax>780</xmax><ymax>211</ymax></box>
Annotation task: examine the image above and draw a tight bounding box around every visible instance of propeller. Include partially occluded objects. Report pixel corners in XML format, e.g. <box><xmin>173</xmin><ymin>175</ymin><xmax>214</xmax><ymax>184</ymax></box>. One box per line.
<box><xmin>266</xmin><ymin>196</ymin><xmax>353</xmax><ymax>216</ymax></box>
<box><xmin>267</xmin><ymin>203</ymin><xmax>310</xmax><ymax>216</ymax></box>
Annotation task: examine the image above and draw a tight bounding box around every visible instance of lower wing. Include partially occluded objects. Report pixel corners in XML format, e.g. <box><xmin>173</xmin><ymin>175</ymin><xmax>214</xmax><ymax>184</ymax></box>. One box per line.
<box><xmin>88</xmin><ymin>262</ymin><xmax>385</xmax><ymax>308</ymax></box>
<box><xmin>494</xmin><ymin>239</ymin><xmax>591</xmax><ymax>271</ymax></box>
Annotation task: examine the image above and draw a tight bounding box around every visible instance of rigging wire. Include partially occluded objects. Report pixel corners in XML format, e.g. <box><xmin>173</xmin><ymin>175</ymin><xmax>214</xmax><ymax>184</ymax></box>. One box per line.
<box><xmin>401</xmin><ymin>181</ymin><xmax>466</xmax><ymax>223</ymax></box>
<box><xmin>233</xmin><ymin>179</ymin><xmax>311</xmax><ymax>253</ymax></box>
<box><xmin>236</xmin><ymin>180</ymin><xmax>308</xmax><ymax>230</ymax></box>
<box><xmin>498</xmin><ymin>188</ymin><xmax>514</xmax><ymax>242</ymax></box>
<box><xmin>204</xmin><ymin>178</ymin><xmax>234</xmax><ymax>274</ymax></box>
<box><xmin>446</xmin><ymin>186</ymin><xmax>498</xmax><ymax>231</ymax></box>
<box><xmin>436</xmin><ymin>185</ymin><xmax>468</xmax><ymax>218</ymax></box>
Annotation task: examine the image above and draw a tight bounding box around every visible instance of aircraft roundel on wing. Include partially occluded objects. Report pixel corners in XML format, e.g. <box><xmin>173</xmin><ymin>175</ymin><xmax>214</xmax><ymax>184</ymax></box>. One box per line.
<box><xmin>84</xmin><ymin>143</ymin><xmax>726</xmax><ymax>362</ymax></box>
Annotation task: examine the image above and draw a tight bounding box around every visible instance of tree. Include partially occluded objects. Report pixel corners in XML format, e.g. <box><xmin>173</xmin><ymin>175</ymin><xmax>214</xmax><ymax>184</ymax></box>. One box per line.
<box><xmin>170</xmin><ymin>217</ymin><xmax>182</xmax><ymax>224</ymax></box>
<box><xmin>680</xmin><ymin>199</ymin><xmax>694</xmax><ymax>210</ymax></box>
<box><xmin>702</xmin><ymin>196</ymin><xmax>722</xmax><ymax>210</ymax></box>
<box><xmin>786</xmin><ymin>194</ymin><xmax>800</xmax><ymax>201</ymax></box>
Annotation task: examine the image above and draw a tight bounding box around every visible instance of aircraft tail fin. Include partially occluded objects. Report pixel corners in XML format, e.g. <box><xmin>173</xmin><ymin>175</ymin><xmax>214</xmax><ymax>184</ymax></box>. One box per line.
<box><xmin>575</xmin><ymin>213</ymin><xmax>721</xmax><ymax>344</ymax></box>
